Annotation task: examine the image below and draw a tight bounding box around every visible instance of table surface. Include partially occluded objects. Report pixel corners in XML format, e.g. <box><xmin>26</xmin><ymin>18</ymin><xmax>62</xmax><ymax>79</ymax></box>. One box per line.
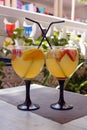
<box><xmin>0</xmin><ymin>84</ymin><xmax>87</xmax><ymax>130</ymax></box>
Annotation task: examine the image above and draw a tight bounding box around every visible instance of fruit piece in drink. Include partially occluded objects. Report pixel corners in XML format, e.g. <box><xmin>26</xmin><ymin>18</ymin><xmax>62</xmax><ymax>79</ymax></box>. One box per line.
<box><xmin>46</xmin><ymin>48</ymin><xmax>78</xmax><ymax>79</ymax></box>
<box><xmin>12</xmin><ymin>48</ymin><xmax>44</xmax><ymax>79</ymax></box>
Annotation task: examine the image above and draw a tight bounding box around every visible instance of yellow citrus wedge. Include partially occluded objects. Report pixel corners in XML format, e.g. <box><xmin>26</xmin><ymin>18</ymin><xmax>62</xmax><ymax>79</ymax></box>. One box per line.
<box><xmin>22</xmin><ymin>48</ymin><xmax>44</xmax><ymax>60</ymax></box>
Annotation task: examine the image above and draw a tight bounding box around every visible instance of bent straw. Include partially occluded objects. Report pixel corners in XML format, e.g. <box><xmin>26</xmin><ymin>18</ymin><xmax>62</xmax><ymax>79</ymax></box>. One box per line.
<box><xmin>25</xmin><ymin>17</ymin><xmax>65</xmax><ymax>49</ymax></box>
<box><xmin>38</xmin><ymin>20</ymin><xmax>65</xmax><ymax>49</ymax></box>
<box><xmin>25</xmin><ymin>17</ymin><xmax>52</xmax><ymax>48</ymax></box>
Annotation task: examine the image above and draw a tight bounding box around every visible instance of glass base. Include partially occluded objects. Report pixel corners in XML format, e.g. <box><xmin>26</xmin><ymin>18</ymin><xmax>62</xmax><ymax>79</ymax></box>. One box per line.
<box><xmin>50</xmin><ymin>102</ymin><xmax>73</xmax><ymax>110</ymax></box>
<box><xmin>17</xmin><ymin>103</ymin><xmax>40</xmax><ymax>111</ymax></box>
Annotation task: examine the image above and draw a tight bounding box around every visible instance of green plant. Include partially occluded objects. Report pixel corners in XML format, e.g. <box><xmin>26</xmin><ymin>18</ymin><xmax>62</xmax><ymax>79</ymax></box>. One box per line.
<box><xmin>78</xmin><ymin>0</ymin><xmax>87</xmax><ymax>3</ymax></box>
<box><xmin>10</xmin><ymin>28</ymin><xmax>35</xmax><ymax>46</ymax></box>
<box><xmin>65</xmin><ymin>65</ymin><xmax>87</xmax><ymax>94</ymax></box>
<box><xmin>0</xmin><ymin>61</ymin><xmax>5</xmax><ymax>88</ymax></box>
<box><xmin>0</xmin><ymin>48</ymin><xmax>11</xmax><ymax>88</ymax></box>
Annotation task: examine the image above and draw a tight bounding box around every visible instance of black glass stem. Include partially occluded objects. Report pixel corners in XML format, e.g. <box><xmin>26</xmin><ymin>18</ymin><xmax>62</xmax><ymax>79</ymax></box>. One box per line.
<box><xmin>17</xmin><ymin>80</ymin><xmax>40</xmax><ymax>111</ymax></box>
<box><xmin>50</xmin><ymin>79</ymin><xmax>73</xmax><ymax>110</ymax></box>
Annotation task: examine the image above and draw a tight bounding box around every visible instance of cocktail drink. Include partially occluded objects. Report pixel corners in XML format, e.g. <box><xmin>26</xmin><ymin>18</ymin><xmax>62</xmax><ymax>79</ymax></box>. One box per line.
<box><xmin>12</xmin><ymin>46</ymin><xmax>44</xmax><ymax>79</ymax></box>
<box><xmin>46</xmin><ymin>46</ymin><xmax>79</xmax><ymax>110</ymax></box>
<box><xmin>46</xmin><ymin>46</ymin><xmax>78</xmax><ymax>79</ymax></box>
<box><xmin>11</xmin><ymin>46</ymin><xmax>44</xmax><ymax>111</ymax></box>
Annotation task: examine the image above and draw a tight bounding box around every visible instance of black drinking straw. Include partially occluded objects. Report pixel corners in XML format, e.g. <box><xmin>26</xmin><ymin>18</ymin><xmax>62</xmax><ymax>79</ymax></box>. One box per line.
<box><xmin>25</xmin><ymin>17</ymin><xmax>65</xmax><ymax>49</ymax></box>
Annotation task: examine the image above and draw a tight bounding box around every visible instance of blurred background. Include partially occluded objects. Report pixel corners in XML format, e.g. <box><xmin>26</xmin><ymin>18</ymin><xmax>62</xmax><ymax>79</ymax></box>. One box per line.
<box><xmin>21</xmin><ymin>0</ymin><xmax>87</xmax><ymax>22</ymax></box>
<box><xmin>1</xmin><ymin>0</ymin><xmax>87</xmax><ymax>23</ymax></box>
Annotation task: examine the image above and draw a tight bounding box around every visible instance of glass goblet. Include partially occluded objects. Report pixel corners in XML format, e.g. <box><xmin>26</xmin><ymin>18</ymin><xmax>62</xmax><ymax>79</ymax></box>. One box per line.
<box><xmin>11</xmin><ymin>46</ymin><xmax>44</xmax><ymax>111</ymax></box>
<box><xmin>46</xmin><ymin>45</ymin><xmax>79</xmax><ymax>110</ymax></box>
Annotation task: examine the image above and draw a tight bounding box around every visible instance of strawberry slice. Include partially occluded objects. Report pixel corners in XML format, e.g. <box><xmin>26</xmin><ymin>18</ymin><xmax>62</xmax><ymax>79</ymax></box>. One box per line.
<box><xmin>11</xmin><ymin>49</ymin><xmax>22</xmax><ymax>60</ymax></box>
<box><xmin>65</xmin><ymin>49</ymin><xmax>77</xmax><ymax>61</ymax></box>
<box><xmin>55</xmin><ymin>49</ymin><xmax>65</xmax><ymax>61</ymax></box>
<box><xmin>16</xmin><ymin>49</ymin><xmax>22</xmax><ymax>57</ymax></box>
<box><xmin>11</xmin><ymin>49</ymin><xmax>16</xmax><ymax>60</ymax></box>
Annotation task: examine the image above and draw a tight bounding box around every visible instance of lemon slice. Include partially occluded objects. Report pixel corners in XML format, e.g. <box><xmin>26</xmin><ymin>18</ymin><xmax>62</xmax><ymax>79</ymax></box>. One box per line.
<box><xmin>22</xmin><ymin>48</ymin><xmax>44</xmax><ymax>60</ymax></box>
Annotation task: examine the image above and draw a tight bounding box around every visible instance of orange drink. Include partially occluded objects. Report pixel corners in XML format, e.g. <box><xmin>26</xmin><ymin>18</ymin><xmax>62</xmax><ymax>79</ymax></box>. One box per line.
<box><xmin>46</xmin><ymin>46</ymin><xmax>78</xmax><ymax>79</ymax></box>
<box><xmin>11</xmin><ymin>46</ymin><xmax>44</xmax><ymax>79</ymax></box>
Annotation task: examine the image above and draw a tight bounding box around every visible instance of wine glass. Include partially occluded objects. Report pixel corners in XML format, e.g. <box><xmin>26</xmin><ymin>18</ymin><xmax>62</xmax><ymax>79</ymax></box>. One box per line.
<box><xmin>46</xmin><ymin>45</ymin><xmax>79</xmax><ymax>110</ymax></box>
<box><xmin>11</xmin><ymin>45</ymin><xmax>44</xmax><ymax>111</ymax></box>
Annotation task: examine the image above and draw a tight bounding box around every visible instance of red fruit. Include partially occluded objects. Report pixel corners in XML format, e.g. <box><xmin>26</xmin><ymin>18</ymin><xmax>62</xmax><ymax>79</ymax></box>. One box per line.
<box><xmin>65</xmin><ymin>49</ymin><xmax>77</xmax><ymax>61</ymax></box>
<box><xmin>11</xmin><ymin>49</ymin><xmax>16</xmax><ymax>60</ymax></box>
<box><xmin>55</xmin><ymin>48</ymin><xmax>77</xmax><ymax>61</ymax></box>
<box><xmin>11</xmin><ymin>49</ymin><xmax>22</xmax><ymax>60</ymax></box>
<box><xmin>55</xmin><ymin>49</ymin><xmax>65</xmax><ymax>61</ymax></box>
<box><xmin>16</xmin><ymin>49</ymin><xmax>22</xmax><ymax>57</ymax></box>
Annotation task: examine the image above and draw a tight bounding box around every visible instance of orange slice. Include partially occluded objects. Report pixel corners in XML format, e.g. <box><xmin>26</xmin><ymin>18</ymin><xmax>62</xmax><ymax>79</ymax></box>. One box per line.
<box><xmin>22</xmin><ymin>48</ymin><xmax>44</xmax><ymax>60</ymax></box>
